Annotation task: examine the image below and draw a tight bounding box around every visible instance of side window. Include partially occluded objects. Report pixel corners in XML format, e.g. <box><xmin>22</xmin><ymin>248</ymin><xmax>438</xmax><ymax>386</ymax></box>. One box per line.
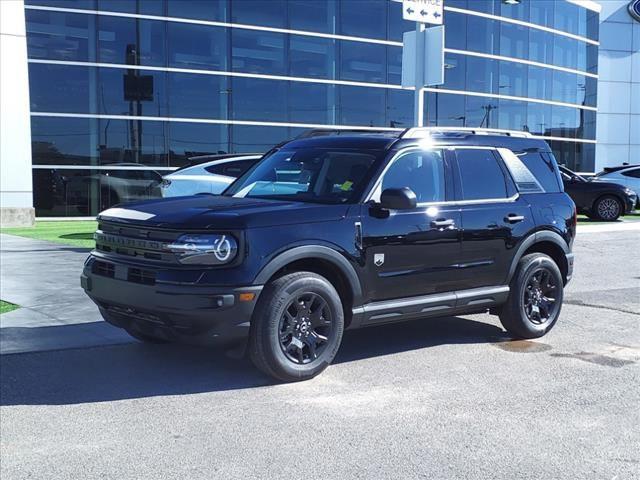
<box><xmin>520</xmin><ymin>152</ymin><xmax>561</xmax><ymax>192</ymax></box>
<box><xmin>206</xmin><ymin>159</ymin><xmax>258</xmax><ymax>178</ymax></box>
<box><xmin>456</xmin><ymin>149</ymin><xmax>509</xmax><ymax>200</ymax></box>
<box><xmin>622</xmin><ymin>168</ymin><xmax>640</xmax><ymax>179</ymax></box>
<box><xmin>380</xmin><ymin>150</ymin><xmax>446</xmax><ymax>203</ymax></box>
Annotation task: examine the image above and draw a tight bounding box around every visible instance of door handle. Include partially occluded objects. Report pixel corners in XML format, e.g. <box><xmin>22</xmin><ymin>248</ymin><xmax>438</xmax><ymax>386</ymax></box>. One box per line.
<box><xmin>504</xmin><ymin>214</ymin><xmax>525</xmax><ymax>223</ymax></box>
<box><xmin>431</xmin><ymin>218</ymin><xmax>455</xmax><ymax>229</ymax></box>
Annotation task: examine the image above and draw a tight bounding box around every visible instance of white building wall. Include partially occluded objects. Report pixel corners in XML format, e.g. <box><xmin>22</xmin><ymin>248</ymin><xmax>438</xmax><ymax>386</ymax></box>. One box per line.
<box><xmin>595</xmin><ymin>0</ymin><xmax>640</xmax><ymax>171</ymax></box>
<box><xmin>0</xmin><ymin>0</ymin><xmax>34</xmax><ymax>226</ymax></box>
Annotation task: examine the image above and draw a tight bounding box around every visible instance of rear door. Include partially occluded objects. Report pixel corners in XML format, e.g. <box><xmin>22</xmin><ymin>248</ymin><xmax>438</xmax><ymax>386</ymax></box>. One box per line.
<box><xmin>453</xmin><ymin>147</ymin><xmax>535</xmax><ymax>290</ymax></box>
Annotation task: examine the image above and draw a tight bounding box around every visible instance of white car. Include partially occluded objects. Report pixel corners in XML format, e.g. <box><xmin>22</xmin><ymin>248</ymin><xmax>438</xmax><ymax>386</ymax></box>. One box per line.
<box><xmin>161</xmin><ymin>154</ymin><xmax>261</xmax><ymax>198</ymax></box>
<box><xmin>592</xmin><ymin>165</ymin><xmax>640</xmax><ymax>208</ymax></box>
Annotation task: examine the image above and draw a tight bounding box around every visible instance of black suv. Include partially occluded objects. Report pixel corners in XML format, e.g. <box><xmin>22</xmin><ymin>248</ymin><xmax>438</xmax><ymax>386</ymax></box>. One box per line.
<box><xmin>81</xmin><ymin>128</ymin><xmax>576</xmax><ymax>381</ymax></box>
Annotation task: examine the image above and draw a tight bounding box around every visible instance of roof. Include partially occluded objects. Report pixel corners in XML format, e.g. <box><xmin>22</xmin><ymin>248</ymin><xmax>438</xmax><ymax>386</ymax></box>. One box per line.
<box><xmin>281</xmin><ymin>130</ymin><xmax>551</xmax><ymax>153</ymax></box>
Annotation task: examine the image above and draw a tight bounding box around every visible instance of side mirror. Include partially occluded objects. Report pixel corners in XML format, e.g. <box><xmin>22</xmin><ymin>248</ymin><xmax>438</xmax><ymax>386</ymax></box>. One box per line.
<box><xmin>379</xmin><ymin>187</ymin><xmax>417</xmax><ymax>210</ymax></box>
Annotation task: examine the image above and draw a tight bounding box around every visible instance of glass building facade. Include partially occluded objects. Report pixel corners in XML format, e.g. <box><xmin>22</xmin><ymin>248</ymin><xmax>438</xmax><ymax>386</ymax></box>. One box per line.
<box><xmin>24</xmin><ymin>0</ymin><xmax>600</xmax><ymax>216</ymax></box>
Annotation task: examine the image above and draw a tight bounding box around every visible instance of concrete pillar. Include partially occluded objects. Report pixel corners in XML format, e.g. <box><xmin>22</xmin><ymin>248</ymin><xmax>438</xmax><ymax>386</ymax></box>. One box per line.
<box><xmin>0</xmin><ymin>0</ymin><xmax>34</xmax><ymax>227</ymax></box>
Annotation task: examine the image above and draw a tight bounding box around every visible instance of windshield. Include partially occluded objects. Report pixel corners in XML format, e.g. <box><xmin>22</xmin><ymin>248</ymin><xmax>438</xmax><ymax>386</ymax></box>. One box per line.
<box><xmin>224</xmin><ymin>148</ymin><xmax>379</xmax><ymax>203</ymax></box>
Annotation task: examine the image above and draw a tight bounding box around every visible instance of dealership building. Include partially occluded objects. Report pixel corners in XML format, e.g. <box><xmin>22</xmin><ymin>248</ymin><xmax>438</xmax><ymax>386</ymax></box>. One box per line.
<box><xmin>0</xmin><ymin>0</ymin><xmax>638</xmax><ymax>223</ymax></box>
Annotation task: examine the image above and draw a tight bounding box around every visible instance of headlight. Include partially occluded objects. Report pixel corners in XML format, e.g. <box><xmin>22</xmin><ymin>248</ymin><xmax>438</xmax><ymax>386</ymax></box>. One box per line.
<box><xmin>166</xmin><ymin>234</ymin><xmax>238</xmax><ymax>265</ymax></box>
<box><xmin>624</xmin><ymin>188</ymin><xmax>635</xmax><ymax>197</ymax></box>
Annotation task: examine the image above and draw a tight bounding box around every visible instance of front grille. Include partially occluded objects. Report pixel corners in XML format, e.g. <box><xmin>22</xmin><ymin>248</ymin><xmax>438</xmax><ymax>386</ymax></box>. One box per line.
<box><xmin>92</xmin><ymin>260</ymin><xmax>114</xmax><ymax>278</ymax></box>
<box><xmin>128</xmin><ymin>267</ymin><xmax>156</xmax><ymax>285</ymax></box>
<box><xmin>95</xmin><ymin>221</ymin><xmax>182</xmax><ymax>265</ymax></box>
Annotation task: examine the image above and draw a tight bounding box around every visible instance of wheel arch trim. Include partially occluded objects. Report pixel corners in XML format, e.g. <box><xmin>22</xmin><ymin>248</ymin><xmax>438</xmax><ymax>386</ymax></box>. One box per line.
<box><xmin>253</xmin><ymin>245</ymin><xmax>364</xmax><ymax>306</ymax></box>
<box><xmin>507</xmin><ymin>230</ymin><xmax>570</xmax><ymax>284</ymax></box>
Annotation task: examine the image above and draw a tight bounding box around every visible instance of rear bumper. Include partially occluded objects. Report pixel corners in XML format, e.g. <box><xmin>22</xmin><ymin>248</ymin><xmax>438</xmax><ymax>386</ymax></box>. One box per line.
<box><xmin>81</xmin><ymin>262</ymin><xmax>262</xmax><ymax>346</ymax></box>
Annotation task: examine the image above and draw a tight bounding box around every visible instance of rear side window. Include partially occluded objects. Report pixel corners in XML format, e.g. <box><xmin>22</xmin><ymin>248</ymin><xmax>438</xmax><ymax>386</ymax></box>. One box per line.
<box><xmin>455</xmin><ymin>149</ymin><xmax>508</xmax><ymax>200</ymax></box>
<box><xmin>205</xmin><ymin>159</ymin><xmax>258</xmax><ymax>178</ymax></box>
<box><xmin>622</xmin><ymin>168</ymin><xmax>640</xmax><ymax>178</ymax></box>
<box><xmin>519</xmin><ymin>152</ymin><xmax>562</xmax><ymax>192</ymax></box>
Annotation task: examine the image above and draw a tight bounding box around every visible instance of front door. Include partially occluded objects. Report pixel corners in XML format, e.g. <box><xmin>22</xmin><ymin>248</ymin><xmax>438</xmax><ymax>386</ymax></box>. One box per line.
<box><xmin>360</xmin><ymin>148</ymin><xmax>464</xmax><ymax>302</ymax></box>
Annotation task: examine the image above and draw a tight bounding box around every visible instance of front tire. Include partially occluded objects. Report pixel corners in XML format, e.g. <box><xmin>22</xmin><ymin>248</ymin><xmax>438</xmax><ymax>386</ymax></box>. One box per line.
<box><xmin>499</xmin><ymin>253</ymin><xmax>564</xmax><ymax>339</ymax></box>
<box><xmin>593</xmin><ymin>195</ymin><xmax>622</xmax><ymax>221</ymax></box>
<box><xmin>249</xmin><ymin>272</ymin><xmax>344</xmax><ymax>382</ymax></box>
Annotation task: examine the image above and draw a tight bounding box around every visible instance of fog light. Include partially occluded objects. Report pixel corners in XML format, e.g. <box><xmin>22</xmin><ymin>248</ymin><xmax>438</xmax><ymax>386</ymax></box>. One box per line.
<box><xmin>239</xmin><ymin>292</ymin><xmax>256</xmax><ymax>302</ymax></box>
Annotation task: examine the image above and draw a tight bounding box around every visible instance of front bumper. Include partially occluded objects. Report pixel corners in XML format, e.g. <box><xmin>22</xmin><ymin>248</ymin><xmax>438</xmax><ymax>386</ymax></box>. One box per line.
<box><xmin>624</xmin><ymin>194</ymin><xmax>637</xmax><ymax>214</ymax></box>
<box><xmin>81</xmin><ymin>258</ymin><xmax>262</xmax><ymax>346</ymax></box>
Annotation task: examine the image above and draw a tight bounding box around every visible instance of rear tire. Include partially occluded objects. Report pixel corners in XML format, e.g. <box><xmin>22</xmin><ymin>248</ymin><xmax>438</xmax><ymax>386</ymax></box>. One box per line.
<box><xmin>249</xmin><ymin>272</ymin><xmax>344</xmax><ymax>382</ymax></box>
<box><xmin>593</xmin><ymin>195</ymin><xmax>622</xmax><ymax>221</ymax></box>
<box><xmin>499</xmin><ymin>253</ymin><xmax>563</xmax><ymax>339</ymax></box>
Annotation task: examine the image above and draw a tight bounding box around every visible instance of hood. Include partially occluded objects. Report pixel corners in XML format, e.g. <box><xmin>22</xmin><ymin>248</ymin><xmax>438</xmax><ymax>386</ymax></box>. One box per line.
<box><xmin>97</xmin><ymin>194</ymin><xmax>349</xmax><ymax>230</ymax></box>
<box><xmin>588</xmin><ymin>179</ymin><xmax>633</xmax><ymax>193</ymax></box>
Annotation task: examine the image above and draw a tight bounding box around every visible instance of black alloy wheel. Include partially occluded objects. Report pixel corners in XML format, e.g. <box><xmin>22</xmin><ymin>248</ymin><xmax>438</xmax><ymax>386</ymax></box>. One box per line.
<box><xmin>522</xmin><ymin>266</ymin><xmax>560</xmax><ymax>325</ymax></box>
<box><xmin>249</xmin><ymin>271</ymin><xmax>344</xmax><ymax>382</ymax></box>
<box><xmin>499</xmin><ymin>253</ymin><xmax>564</xmax><ymax>339</ymax></box>
<box><xmin>278</xmin><ymin>292</ymin><xmax>333</xmax><ymax>365</ymax></box>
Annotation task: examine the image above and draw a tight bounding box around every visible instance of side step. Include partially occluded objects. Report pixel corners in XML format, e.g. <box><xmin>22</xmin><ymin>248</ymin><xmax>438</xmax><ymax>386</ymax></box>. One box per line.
<box><xmin>351</xmin><ymin>286</ymin><xmax>509</xmax><ymax>328</ymax></box>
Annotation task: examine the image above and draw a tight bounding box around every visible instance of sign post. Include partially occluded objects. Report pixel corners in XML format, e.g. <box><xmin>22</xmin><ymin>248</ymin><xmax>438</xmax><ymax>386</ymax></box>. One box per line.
<box><xmin>401</xmin><ymin>0</ymin><xmax>445</xmax><ymax>127</ymax></box>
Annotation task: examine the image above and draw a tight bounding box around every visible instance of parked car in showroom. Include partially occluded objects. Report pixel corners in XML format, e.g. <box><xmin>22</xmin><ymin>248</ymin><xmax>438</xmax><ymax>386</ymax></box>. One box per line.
<box><xmin>558</xmin><ymin>165</ymin><xmax>636</xmax><ymax>221</ymax></box>
<box><xmin>161</xmin><ymin>154</ymin><xmax>261</xmax><ymax>197</ymax></box>
<box><xmin>592</xmin><ymin>164</ymin><xmax>640</xmax><ymax>208</ymax></box>
<box><xmin>83</xmin><ymin>128</ymin><xmax>577</xmax><ymax>382</ymax></box>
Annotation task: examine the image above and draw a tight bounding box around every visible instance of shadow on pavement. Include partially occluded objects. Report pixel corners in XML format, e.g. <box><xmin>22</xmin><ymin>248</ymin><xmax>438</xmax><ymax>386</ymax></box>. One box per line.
<box><xmin>0</xmin><ymin>315</ymin><xmax>506</xmax><ymax>406</ymax></box>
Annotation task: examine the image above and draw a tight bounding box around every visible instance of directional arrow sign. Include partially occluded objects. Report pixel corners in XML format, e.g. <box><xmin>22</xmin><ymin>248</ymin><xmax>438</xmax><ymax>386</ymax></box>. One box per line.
<box><xmin>402</xmin><ymin>0</ymin><xmax>444</xmax><ymax>25</ymax></box>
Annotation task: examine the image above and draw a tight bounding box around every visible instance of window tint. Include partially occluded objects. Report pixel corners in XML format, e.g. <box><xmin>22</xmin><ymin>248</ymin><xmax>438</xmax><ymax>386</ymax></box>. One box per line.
<box><xmin>456</xmin><ymin>149</ymin><xmax>508</xmax><ymax>200</ymax></box>
<box><xmin>622</xmin><ymin>168</ymin><xmax>640</xmax><ymax>179</ymax></box>
<box><xmin>382</xmin><ymin>150</ymin><xmax>446</xmax><ymax>203</ymax></box>
<box><xmin>520</xmin><ymin>153</ymin><xmax>561</xmax><ymax>192</ymax></box>
<box><xmin>205</xmin><ymin>159</ymin><xmax>258</xmax><ymax>178</ymax></box>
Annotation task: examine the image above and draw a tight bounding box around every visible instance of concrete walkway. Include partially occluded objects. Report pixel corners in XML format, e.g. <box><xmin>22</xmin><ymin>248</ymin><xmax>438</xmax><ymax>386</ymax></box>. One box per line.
<box><xmin>0</xmin><ymin>234</ymin><xmax>131</xmax><ymax>354</ymax></box>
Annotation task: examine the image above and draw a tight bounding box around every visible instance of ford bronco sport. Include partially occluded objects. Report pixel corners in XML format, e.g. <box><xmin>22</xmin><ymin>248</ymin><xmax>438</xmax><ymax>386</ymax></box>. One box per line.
<box><xmin>81</xmin><ymin>128</ymin><xmax>576</xmax><ymax>382</ymax></box>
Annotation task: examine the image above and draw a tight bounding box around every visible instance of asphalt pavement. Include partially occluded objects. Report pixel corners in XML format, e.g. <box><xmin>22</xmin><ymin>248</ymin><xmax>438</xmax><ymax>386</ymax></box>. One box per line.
<box><xmin>1</xmin><ymin>226</ymin><xmax>639</xmax><ymax>480</ymax></box>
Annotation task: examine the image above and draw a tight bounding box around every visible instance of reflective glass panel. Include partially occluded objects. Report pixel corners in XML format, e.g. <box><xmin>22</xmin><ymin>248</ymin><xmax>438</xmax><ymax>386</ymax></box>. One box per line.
<box><xmin>31</xmin><ymin>117</ymin><xmax>97</xmax><ymax>166</ymax></box>
<box><xmin>289</xmin><ymin>36</ymin><xmax>335</xmax><ymax>79</ymax></box>
<box><xmin>29</xmin><ymin>63</ymin><xmax>93</xmax><ymax>113</ymax></box>
<box><xmin>340</xmin><ymin>41</ymin><xmax>385</xmax><ymax>83</ymax></box>
<box><xmin>338</xmin><ymin>86</ymin><xmax>385</xmax><ymax>126</ymax></box>
<box><xmin>98</xmin><ymin>119</ymin><xmax>167</xmax><ymax>166</ymax></box>
<box><xmin>288</xmin><ymin>0</ymin><xmax>336</xmax><ymax>34</ymax></box>
<box><xmin>231</xmin><ymin>0</ymin><xmax>286</xmax><ymax>28</ymax></box>
<box><xmin>167</xmin><ymin>73</ymin><xmax>229</xmax><ymax>119</ymax></box>
<box><xmin>288</xmin><ymin>82</ymin><xmax>333</xmax><ymax>124</ymax></box>
<box><xmin>231</xmin><ymin>29</ymin><xmax>286</xmax><ymax>75</ymax></box>
<box><xmin>99</xmin><ymin>67</ymin><xmax>168</xmax><ymax>116</ymax></box>
<box><xmin>169</xmin><ymin>123</ymin><xmax>229</xmax><ymax>166</ymax></box>
<box><xmin>26</xmin><ymin>10</ymin><xmax>93</xmax><ymax>62</ymax></box>
<box><xmin>231</xmin><ymin>77</ymin><xmax>287</xmax><ymax>122</ymax></box>
<box><xmin>98</xmin><ymin>0</ymin><xmax>164</xmax><ymax>15</ymax></box>
<box><xmin>167</xmin><ymin>23</ymin><xmax>228</xmax><ymax>70</ymax></box>
<box><xmin>33</xmin><ymin>167</ymin><xmax>165</xmax><ymax>217</ymax></box>
<box><xmin>98</xmin><ymin>16</ymin><xmax>166</xmax><ymax>66</ymax></box>
<box><xmin>230</xmin><ymin>126</ymin><xmax>304</xmax><ymax>154</ymax></box>
<box><xmin>339</xmin><ymin>0</ymin><xmax>386</xmax><ymax>39</ymax></box>
<box><xmin>166</xmin><ymin>0</ymin><xmax>227</xmax><ymax>22</ymax></box>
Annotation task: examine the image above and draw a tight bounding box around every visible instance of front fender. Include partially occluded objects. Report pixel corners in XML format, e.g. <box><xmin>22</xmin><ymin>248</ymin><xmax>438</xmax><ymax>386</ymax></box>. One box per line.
<box><xmin>253</xmin><ymin>244</ymin><xmax>364</xmax><ymax>306</ymax></box>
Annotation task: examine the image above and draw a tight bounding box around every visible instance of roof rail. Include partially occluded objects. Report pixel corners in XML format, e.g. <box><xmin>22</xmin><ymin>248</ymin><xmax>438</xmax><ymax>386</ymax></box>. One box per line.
<box><xmin>401</xmin><ymin>127</ymin><xmax>533</xmax><ymax>139</ymax></box>
<box><xmin>295</xmin><ymin>128</ymin><xmax>402</xmax><ymax>139</ymax></box>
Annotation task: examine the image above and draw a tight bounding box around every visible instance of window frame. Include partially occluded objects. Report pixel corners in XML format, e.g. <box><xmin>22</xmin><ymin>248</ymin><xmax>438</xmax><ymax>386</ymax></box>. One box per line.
<box><xmin>451</xmin><ymin>147</ymin><xmax>517</xmax><ymax>203</ymax></box>
<box><xmin>365</xmin><ymin>147</ymin><xmax>453</xmax><ymax>206</ymax></box>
